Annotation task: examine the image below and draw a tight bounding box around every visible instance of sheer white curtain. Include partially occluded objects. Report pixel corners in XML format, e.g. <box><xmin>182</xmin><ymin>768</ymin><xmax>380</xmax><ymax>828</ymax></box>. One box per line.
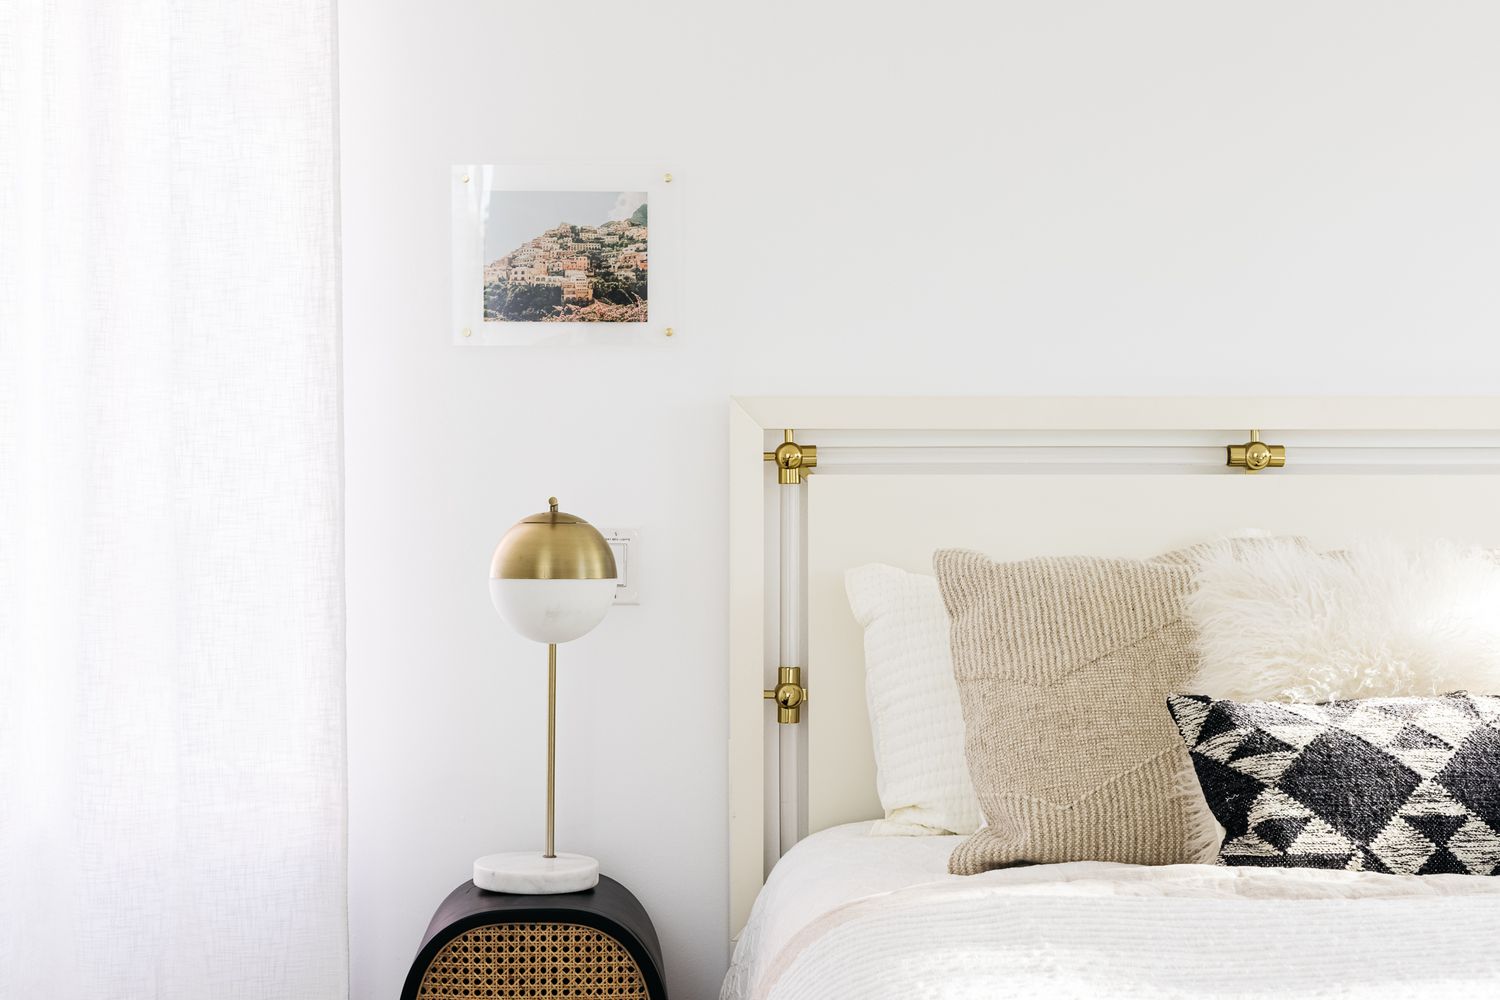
<box><xmin>0</xmin><ymin>3</ymin><xmax>346</xmax><ymax>997</ymax></box>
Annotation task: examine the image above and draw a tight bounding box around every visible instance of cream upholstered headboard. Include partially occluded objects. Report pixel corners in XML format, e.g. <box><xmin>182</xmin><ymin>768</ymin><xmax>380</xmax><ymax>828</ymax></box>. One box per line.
<box><xmin>727</xmin><ymin>397</ymin><xmax>1500</xmax><ymax>937</ymax></box>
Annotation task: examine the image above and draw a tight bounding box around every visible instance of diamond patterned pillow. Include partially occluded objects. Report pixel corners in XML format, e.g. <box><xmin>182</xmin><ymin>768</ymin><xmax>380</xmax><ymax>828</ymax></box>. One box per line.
<box><xmin>1167</xmin><ymin>692</ymin><xmax>1500</xmax><ymax>876</ymax></box>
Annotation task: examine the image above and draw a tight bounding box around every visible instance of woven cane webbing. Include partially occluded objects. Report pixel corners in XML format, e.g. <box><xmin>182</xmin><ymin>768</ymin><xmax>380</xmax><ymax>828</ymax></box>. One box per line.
<box><xmin>417</xmin><ymin>922</ymin><xmax>649</xmax><ymax>999</ymax></box>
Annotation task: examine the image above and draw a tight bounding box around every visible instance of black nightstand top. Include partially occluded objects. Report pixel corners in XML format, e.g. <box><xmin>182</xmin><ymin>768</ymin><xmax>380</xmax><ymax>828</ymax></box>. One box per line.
<box><xmin>402</xmin><ymin>876</ymin><xmax>667</xmax><ymax>1000</ymax></box>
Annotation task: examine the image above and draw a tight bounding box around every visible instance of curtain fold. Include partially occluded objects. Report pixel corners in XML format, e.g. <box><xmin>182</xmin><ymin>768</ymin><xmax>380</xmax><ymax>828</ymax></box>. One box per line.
<box><xmin>0</xmin><ymin>2</ymin><xmax>347</xmax><ymax>996</ymax></box>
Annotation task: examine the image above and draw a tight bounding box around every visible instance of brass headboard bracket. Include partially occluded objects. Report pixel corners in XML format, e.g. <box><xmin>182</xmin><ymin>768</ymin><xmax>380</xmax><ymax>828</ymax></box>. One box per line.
<box><xmin>764</xmin><ymin>429</ymin><xmax>817</xmax><ymax>486</ymax></box>
<box><xmin>763</xmin><ymin>666</ymin><xmax>808</xmax><ymax>725</ymax></box>
<box><xmin>1226</xmin><ymin>429</ymin><xmax>1287</xmax><ymax>473</ymax></box>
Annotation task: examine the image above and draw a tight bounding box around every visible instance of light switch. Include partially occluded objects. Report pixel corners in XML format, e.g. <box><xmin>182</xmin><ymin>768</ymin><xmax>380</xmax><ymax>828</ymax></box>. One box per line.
<box><xmin>602</xmin><ymin>528</ymin><xmax>640</xmax><ymax>605</ymax></box>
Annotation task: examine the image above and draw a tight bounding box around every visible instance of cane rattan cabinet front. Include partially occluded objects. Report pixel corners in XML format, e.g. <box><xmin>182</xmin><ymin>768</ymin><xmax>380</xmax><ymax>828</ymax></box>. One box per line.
<box><xmin>401</xmin><ymin>877</ymin><xmax>667</xmax><ymax>1000</ymax></box>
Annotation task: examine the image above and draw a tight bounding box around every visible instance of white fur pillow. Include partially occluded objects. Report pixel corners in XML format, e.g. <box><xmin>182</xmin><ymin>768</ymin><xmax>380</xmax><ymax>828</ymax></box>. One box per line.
<box><xmin>1186</xmin><ymin>538</ymin><xmax>1500</xmax><ymax>702</ymax></box>
<box><xmin>845</xmin><ymin>563</ymin><xmax>981</xmax><ymax>836</ymax></box>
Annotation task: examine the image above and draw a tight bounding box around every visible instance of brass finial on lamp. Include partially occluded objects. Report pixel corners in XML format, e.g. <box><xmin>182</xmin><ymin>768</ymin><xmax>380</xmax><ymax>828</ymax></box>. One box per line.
<box><xmin>475</xmin><ymin>497</ymin><xmax>617</xmax><ymax>894</ymax></box>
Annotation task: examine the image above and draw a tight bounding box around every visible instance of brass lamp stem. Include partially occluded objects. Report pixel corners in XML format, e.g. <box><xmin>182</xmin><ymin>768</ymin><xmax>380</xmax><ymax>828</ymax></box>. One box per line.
<box><xmin>545</xmin><ymin>642</ymin><xmax>557</xmax><ymax>859</ymax></box>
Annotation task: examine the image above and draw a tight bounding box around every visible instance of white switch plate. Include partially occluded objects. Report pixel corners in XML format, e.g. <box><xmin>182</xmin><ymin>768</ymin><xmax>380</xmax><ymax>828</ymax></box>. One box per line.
<box><xmin>601</xmin><ymin>528</ymin><xmax>640</xmax><ymax>605</ymax></box>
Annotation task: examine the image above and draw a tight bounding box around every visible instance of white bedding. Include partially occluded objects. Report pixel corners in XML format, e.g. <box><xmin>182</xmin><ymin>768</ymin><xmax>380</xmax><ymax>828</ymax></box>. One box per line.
<box><xmin>723</xmin><ymin>823</ymin><xmax>1500</xmax><ymax>1000</ymax></box>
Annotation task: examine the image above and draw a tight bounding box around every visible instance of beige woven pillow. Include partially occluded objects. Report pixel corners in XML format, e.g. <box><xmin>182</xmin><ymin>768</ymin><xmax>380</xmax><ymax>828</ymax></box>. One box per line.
<box><xmin>937</xmin><ymin>547</ymin><xmax>1214</xmax><ymax>874</ymax></box>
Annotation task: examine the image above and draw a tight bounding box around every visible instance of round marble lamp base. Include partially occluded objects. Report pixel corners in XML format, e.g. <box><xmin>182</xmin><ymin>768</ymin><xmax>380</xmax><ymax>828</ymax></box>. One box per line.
<box><xmin>473</xmin><ymin>852</ymin><xmax>600</xmax><ymax>894</ymax></box>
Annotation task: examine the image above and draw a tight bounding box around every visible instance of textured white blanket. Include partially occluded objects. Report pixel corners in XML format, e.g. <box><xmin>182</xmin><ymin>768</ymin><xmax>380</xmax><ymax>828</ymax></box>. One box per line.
<box><xmin>725</xmin><ymin>824</ymin><xmax>1500</xmax><ymax>1000</ymax></box>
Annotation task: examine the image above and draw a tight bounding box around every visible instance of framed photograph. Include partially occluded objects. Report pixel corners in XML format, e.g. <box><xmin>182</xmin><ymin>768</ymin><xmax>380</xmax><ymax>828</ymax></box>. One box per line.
<box><xmin>451</xmin><ymin>164</ymin><xmax>680</xmax><ymax>346</ymax></box>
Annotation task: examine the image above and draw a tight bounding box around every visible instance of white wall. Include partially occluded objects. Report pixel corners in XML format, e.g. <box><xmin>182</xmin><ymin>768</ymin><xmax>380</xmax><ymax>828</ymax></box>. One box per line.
<box><xmin>339</xmin><ymin>3</ymin><xmax>1500</xmax><ymax>996</ymax></box>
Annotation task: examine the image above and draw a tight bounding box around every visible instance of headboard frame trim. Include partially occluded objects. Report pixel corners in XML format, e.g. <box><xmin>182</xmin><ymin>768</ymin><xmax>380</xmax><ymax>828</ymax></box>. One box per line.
<box><xmin>727</xmin><ymin>396</ymin><xmax>1500</xmax><ymax>941</ymax></box>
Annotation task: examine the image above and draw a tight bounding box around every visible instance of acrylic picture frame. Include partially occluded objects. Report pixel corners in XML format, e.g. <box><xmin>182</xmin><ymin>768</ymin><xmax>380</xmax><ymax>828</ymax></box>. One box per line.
<box><xmin>451</xmin><ymin>164</ymin><xmax>680</xmax><ymax>346</ymax></box>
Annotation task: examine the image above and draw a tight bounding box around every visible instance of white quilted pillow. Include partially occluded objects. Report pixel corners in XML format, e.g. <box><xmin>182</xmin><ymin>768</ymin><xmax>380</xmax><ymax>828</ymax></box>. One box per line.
<box><xmin>845</xmin><ymin>563</ymin><xmax>981</xmax><ymax>836</ymax></box>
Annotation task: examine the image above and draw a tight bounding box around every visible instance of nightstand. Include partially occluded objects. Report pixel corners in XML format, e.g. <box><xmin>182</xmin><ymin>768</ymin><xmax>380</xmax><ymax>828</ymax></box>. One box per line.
<box><xmin>400</xmin><ymin>876</ymin><xmax>668</xmax><ymax>1000</ymax></box>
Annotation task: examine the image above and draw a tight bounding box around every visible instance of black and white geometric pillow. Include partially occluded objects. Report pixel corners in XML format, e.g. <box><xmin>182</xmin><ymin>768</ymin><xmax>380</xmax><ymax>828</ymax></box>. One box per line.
<box><xmin>1167</xmin><ymin>692</ymin><xmax>1500</xmax><ymax>876</ymax></box>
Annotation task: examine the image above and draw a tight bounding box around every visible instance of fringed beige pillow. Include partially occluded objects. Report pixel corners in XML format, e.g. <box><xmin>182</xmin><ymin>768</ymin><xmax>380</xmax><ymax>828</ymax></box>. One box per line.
<box><xmin>937</xmin><ymin>547</ymin><xmax>1216</xmax><ymax>874</ymax></box>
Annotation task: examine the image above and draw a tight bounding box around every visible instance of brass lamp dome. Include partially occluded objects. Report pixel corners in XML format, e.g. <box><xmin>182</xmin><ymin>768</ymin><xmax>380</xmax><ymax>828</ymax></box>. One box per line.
<box><xmin>490</xmin><ymin>497</ymin><xmax>617</xmax><ymax>581</ymax></box>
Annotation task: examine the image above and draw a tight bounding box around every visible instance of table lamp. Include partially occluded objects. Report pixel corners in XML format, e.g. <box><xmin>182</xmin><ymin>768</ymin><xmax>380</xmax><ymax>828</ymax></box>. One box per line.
<box><xmin>474</xmin><ymin>496</ymin><xmax>617</xmax><ymax>894</ymax></box>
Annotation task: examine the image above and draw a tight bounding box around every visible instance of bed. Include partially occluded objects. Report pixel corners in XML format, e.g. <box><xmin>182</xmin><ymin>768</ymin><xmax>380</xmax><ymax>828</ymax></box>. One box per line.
<box><xmin>726</xmin><ymin>397</ymin><xmax>1500</xmax><ymax>999</ymax></box>
<box><xmin>725</xmin><ymin>822</ymin><xmax>1500</xmax><ymax>999</ymax></box>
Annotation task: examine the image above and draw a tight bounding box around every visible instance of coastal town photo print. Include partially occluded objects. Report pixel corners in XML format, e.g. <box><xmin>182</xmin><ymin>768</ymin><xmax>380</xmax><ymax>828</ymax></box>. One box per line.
<box><xmin>482</xmin><ymin>191</ymin><xmax>648</xmax><ymax>323</ymax></box>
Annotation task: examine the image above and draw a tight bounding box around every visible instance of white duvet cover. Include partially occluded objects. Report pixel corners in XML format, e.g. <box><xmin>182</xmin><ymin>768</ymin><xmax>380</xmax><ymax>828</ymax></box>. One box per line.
<box><xmin>723</xmin><ymin>823</ymin><xmax>1500</xmax><ymax>1000</ymax></box>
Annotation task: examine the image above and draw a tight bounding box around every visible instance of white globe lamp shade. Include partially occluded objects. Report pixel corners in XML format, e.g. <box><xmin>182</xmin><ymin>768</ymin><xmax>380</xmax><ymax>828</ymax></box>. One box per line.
<box><xmin>489</xmin><ymin>578</ymin><xmax>616</xmax><ymax>644</ymax></box>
